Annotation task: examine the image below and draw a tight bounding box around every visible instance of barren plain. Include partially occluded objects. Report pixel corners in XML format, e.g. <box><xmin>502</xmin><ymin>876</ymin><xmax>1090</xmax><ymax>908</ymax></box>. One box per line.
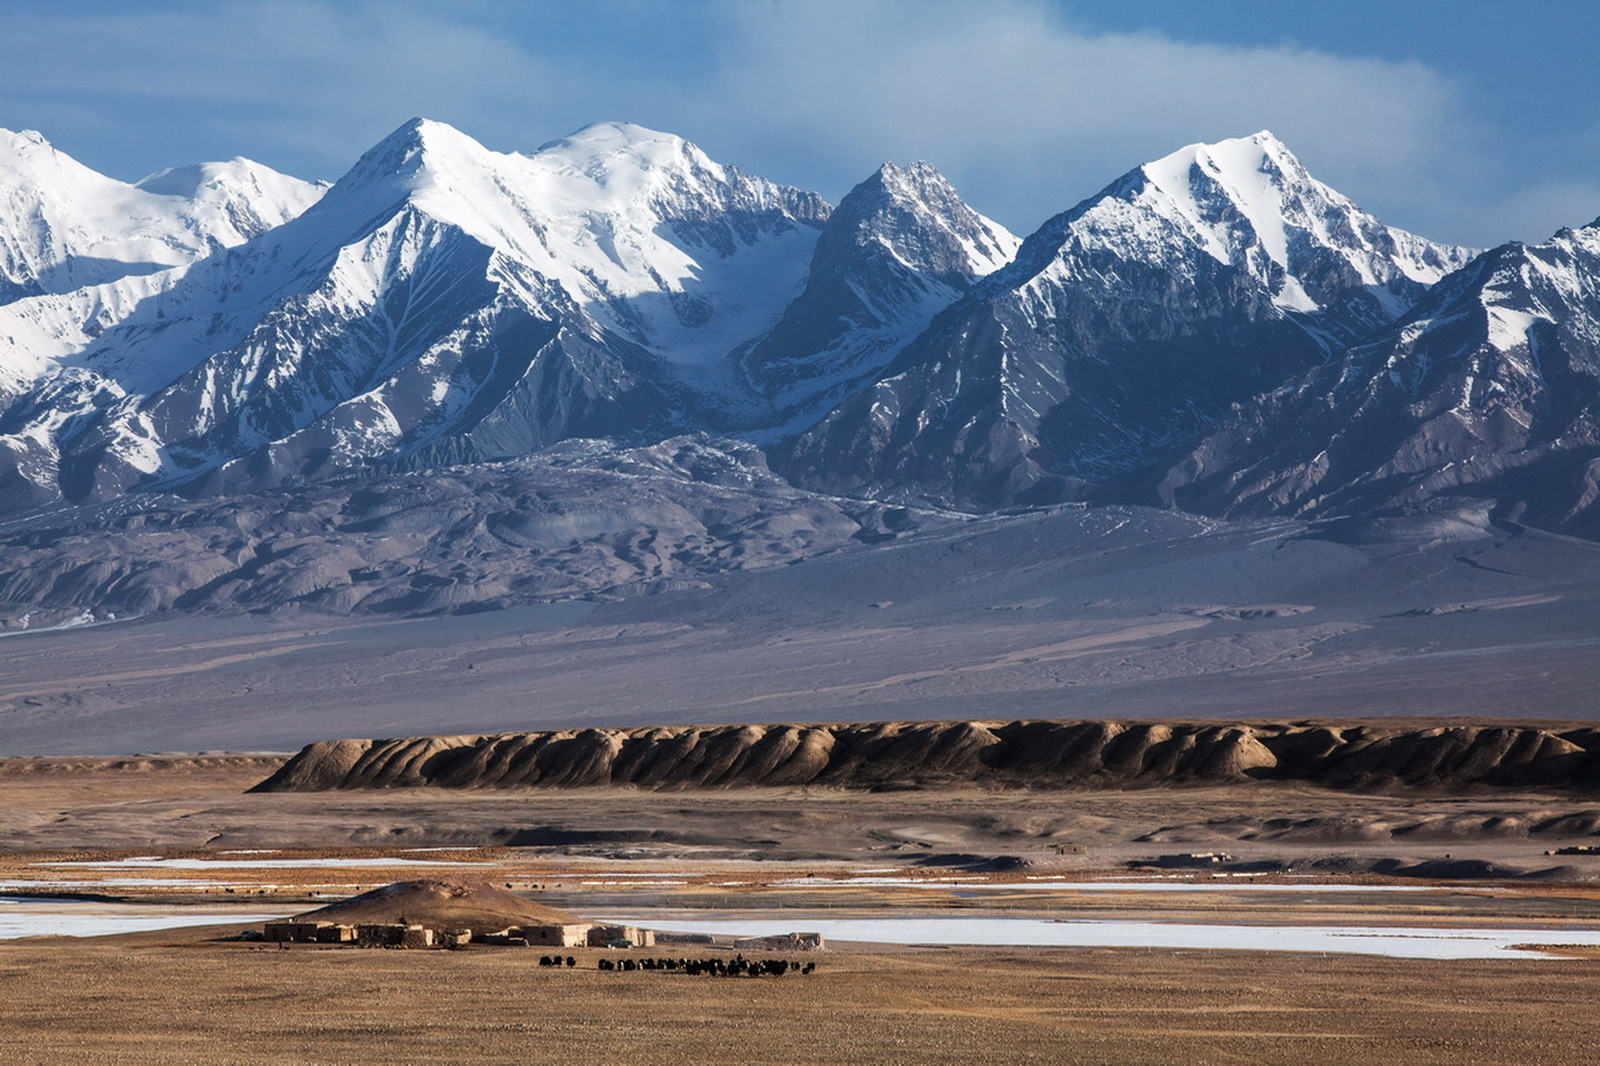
<box><xmin>0</xmin><ymin>758</ymin><xmax>1598</xmax><ymax>1064</ymax></box>
<box><xmin>1</xmin><ymin>508</ymin><xmax>1597</xmax><ymax>755</ymax></box>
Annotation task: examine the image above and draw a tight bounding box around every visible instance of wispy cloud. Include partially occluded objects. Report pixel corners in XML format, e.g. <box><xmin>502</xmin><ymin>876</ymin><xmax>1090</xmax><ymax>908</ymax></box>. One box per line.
<box><xmin>0</xmin><ymin>0</ymin><xmax>1590</xmax><ymax>246</ymax></box>
<box><xmin>687</xmin><ymin>0</ymin><xmax>1476</xmax><ymax>238</ymax></box>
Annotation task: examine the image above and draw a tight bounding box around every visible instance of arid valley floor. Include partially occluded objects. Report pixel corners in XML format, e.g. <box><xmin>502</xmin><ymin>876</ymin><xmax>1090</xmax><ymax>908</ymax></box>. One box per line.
<box><xmin>0</xmin><ymin>513</ymin><xmax>1596</xmax><ymax>1062</ymax></box>
<box><xmin>3</xmin><ymin>756</ymin><xmax>1600</xmax><ymax>1064</ymax></box>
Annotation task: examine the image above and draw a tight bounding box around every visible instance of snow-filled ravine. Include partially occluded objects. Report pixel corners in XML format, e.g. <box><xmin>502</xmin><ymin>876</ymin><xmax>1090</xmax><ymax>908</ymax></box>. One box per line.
<box><xmin>597</xmin><ymin>913</ymin><xmax>1600</xmax><ymax>961</ymax></box>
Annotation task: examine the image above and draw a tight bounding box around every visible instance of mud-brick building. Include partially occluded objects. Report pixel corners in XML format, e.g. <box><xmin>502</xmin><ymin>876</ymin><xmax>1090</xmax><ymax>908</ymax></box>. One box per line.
<box><xmin>587</xmin><ymin>924</ymin><xmax>656</xmax><ymax>948</ymax></box>
<box><xmin>521</xmin><ymin>923</ymin><xmax>594</xmax><ymax>948</ymax></box>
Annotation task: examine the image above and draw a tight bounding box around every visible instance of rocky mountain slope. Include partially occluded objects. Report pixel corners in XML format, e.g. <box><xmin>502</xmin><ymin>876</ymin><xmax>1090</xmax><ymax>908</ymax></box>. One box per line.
<box><xmin>254</xmin><ymin>719</ymin><xmax>1600</xmax><ymax>794</ymax></box>
<box><xmin>1160</xmin><ymin>221</ymin><xmax>1600</xmax><ymax>537</ymax></box>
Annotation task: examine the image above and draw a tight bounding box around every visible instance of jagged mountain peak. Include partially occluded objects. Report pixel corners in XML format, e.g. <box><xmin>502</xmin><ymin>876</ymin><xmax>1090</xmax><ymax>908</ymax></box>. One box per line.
<box><xmin>0</xmin><ymin>128</ymin><xmax>60</xmax><ymax>168</ymax></box>
<box><xmin>0</xmin><ymin>127</ymin><xmax>48</xmax><ymax>146</ymax></box>
<box><xmin>863</xmin><ymin>160</ymin><xmax>951</xmax><ymax>196</ymax></box>
<box><xmin>0</xmin><ymin>125</ymin><xmax>127</xmax><ymax>194</ymax></box>
<box><xmin>332</xmin><ymin>116</ymin><xmax>494</xmax><ymax>195</ymax></box>
<box><xmin>778</xmin><ymin>133</ymin><xmax>1481</xmax><ymax>510</ymax></box>
<box><xmin>829</xmin><ymin>160</ymin><xmax>1018</xmax><ymax>277</ymax></box>
<box><xmin>735</xmin><ymin>160</ymin><xmax>1017</xmax><ymax>422</ymax></box>
<box><xmin>1136</xmin><ymin>129</ymin><xmax>1358</xmax><ymax>275</ymax></box>
<box><xmin>1147</xmin><ymin>128</ymin><xmax>1295</xmax><ymax>177</ymax></box>
<box><xmin>0</xmin><ymin>116</ymin><xmax>839</xmax><ymax>511</ymax></box>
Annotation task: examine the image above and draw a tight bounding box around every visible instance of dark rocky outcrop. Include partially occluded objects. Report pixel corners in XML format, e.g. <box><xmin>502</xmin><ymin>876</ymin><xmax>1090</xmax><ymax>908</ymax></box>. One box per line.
<box><xmin>252</xmin><ymin>719</ymin><xmax>1600</xmax><ymax>795</ymax></box>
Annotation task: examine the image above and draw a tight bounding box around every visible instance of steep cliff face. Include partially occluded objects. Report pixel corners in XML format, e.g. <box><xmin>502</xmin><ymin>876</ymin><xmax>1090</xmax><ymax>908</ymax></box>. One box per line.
<box><xmin>253</xmin><ymin>719</ymin><xmax>1600</xmax><ymax>794</ymax></box>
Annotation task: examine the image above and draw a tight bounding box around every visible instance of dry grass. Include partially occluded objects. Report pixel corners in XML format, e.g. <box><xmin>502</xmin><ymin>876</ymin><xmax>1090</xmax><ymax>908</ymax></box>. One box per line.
<box><xmin>0</xmin><ymin>928</ymin><xmax>1596</xmax><ymax>1065</ymax></box>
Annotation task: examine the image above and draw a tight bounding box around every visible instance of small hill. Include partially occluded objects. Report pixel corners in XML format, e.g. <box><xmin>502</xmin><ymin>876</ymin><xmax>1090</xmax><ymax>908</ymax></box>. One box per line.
<box><xmin>289</xmin><ymin>879</ymin><xmax>580</xmax><ymax>935</ymax></box>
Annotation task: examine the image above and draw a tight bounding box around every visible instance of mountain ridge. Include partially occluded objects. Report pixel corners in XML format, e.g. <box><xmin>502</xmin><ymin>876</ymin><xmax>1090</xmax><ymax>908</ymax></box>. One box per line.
<box><xmin>0</xmin><ymin>118</ymin><xmax>1595</xmax><ymax>625</ymax></box>
<box><xmin>253</xmin><ymin>718</ymin><xmax>1600</xmax><ymax>794</ymax></box>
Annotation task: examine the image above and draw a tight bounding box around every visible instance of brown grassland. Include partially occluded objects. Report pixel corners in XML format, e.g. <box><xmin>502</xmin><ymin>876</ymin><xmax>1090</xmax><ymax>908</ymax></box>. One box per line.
<box><xmin>1</xmin><ymin>926</ymin><xmax>1598</xmax><ymax>1065</ymax></box>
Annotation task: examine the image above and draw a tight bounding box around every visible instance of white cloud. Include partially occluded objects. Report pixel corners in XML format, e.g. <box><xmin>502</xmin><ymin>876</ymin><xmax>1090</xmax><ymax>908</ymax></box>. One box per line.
<box><xmin>683</xmin><ymin>0</ymin><xmax>1482</xmax><ymax>239</ymax></box>
<box><xmin>0</xmin><ymin>0</ymin><xmax>1590</xmax><ymax>247</ymax></box>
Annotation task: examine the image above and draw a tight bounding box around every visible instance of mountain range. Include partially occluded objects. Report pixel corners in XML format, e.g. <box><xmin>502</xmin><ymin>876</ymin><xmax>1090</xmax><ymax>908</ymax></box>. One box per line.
<box><xmin>0</xmin><ymin>117</ymin><xmax>1595</xmax><ymax>621</ymax></box>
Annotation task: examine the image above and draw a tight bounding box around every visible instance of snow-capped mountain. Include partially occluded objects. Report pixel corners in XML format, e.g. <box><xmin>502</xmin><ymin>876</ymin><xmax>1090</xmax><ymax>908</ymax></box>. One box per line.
<box><xmin>0</xmin><ymin>117</ymin><xmax>1596</xmax><ymax>580</ymax></box>
<box><xmin>0</xmin><ymin>127</ymin><xmax>324</xmax><ymax>304</ymax></box>
<box><xmin>778</xmin><ymin>132</ymin><xmax>1477</xmax><ymax>509</ymax></box>
<box><xmin>0</xmin><ymin>119</ymin><xmax>829</xmax><ymax>510</ymax></box>
<box><xmin>1160</xmin><ymin>221</ymin><xmax>1600</xmax><ymax>537</ymax></box>
<box><xmin>736</xmin><ymin>161</ymin><xmax>1018</xmax><ymax>434</ymax></box>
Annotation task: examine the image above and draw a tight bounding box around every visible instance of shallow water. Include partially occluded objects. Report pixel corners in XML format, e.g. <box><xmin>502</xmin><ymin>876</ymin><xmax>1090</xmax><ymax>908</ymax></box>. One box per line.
<box><xmin>597</xmin><ymin>913</ymin><xmax>1600</xmax><ymax>960</ymax></box>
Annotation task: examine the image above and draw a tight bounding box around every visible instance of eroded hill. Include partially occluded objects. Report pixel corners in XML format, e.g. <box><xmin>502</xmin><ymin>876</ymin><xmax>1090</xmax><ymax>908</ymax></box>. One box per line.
<box><xmin>254</xmin><ymin>719</ymin><xmax>1600</xmax><ymax>795</ymax></box>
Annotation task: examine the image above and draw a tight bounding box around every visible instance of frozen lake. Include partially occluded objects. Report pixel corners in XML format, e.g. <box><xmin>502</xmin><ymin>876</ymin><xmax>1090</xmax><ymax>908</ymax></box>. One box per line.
<box><xmin>768</xmin><ymin>877</ymin><xmax>1449</xmax><ymax>893</ymax></box>
<box><xmin>37</xmin><ymin>856</ymin><xmax>494</xmax><ymax>870</ymax></box>
<box><xmin>599</xmin><ymin>913</ymin><xmax>1600</xmax><ymax>960</ymax></box>
<box><xmin>0</xmin><ymin>897</ymin><xmax>286</xmax><ymax>939</ymax></box>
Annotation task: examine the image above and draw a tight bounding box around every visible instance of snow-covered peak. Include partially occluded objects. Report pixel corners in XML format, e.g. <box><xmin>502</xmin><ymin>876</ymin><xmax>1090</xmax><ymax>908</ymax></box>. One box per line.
<box><xmin>1139</xmin><ymin>130</ymin><xmax>1310</xmax><ymax>267</ymax></box>
<box><xmin>335</xmin><ymin>118</ymin><xmax>743</xmax><ymax>220</ymax></box>
<box><xmin>1005</xmin><ymin>130</ymin><xmax>1476</xmax><ymax>332</ymax></box>
<box><xmin>1</xmin><ymin>127</ymin><xmax>90</xmax><ymax>180</ymax></box>
<box><xmin>0</xmin><ymin>126</ymin><xmax>148</xmax><ymax>237</ymax></box>
<box><xmin>136</xmin><ymin>157</ymin><xmax>325</xmax><ymax>248</ymax></box>
<box><xmin>0</xmin><ymin>128</ymin><xmax>323</xmax><ymax>301</ymax></box>
<box><xmin>305</xmin><ymin>118</ymin><xmax>828</xmax><ymax>364</ymax></box>
<box><xmin>535</xmin><ymin>120</ymin><xmax>722</xmax><ymax>183</ymax></box>
<box><xmin>736</xmin><ymin>160</ymin><xmax>1017</xmax><ymax>418</ymax></box>
<box><xmin>330</xmin><ymin>117</ymin><xmax>487</xmax><ymax>195</ymax></box>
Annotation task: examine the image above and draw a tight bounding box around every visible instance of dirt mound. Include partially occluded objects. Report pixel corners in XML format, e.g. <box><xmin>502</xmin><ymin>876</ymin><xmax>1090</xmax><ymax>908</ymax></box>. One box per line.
<box><xmin>290</xmin><ymin>879</ymin><xmax>580</xmax><ymax>935</ymax></box>
<box><xmin>252</xmin><ymin>719</ymin><xmax>1600</xmax><ymax>795</ymax></box>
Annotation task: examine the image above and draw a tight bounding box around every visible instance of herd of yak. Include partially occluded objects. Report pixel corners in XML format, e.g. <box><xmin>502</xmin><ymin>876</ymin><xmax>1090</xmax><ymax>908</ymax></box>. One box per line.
<box><xmin>537</xmin><ymin>954</ymin><xmax>817</xmax><ymax>977</ymax></box>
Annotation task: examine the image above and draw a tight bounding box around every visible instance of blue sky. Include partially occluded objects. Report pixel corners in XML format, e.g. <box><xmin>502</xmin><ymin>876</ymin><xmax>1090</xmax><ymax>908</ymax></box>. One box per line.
<box><xmin>3</xmin><ymin>0</ymin><xmax>1596</xmax><ymax>247</ymax></box>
